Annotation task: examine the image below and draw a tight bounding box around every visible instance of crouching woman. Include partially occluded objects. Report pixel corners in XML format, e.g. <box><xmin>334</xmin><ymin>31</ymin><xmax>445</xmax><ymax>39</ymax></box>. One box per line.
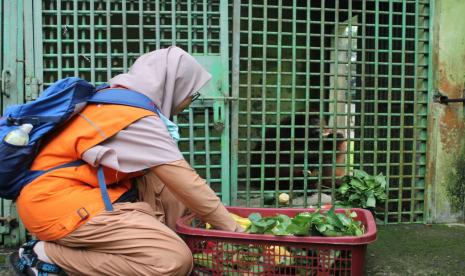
<box><xmin>11</xmin><ymin>46</ymin><xmax>241</xmax><ymax>276</ymax></box>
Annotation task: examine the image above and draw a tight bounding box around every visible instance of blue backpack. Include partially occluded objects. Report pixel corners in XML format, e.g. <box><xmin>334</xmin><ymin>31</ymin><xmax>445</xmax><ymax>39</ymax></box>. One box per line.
<box><xmin>0</xmin><ymin>77</ymin><xmax>160</xmax><ymax>210</ymax></box>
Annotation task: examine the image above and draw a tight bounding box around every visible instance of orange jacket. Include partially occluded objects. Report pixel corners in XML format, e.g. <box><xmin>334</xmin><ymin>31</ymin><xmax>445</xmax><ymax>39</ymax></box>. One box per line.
<box><xmin>16</xmin><ymin>103</ymin><xmax>154</xmax><ymax>241</ymax></box>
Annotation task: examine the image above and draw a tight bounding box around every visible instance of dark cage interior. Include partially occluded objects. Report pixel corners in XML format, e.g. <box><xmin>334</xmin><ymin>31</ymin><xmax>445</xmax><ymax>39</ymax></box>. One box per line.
<box><xmin>235</xmin><ymin>0</ymin><xmax>429</xmax><ymax>224</ymax></box>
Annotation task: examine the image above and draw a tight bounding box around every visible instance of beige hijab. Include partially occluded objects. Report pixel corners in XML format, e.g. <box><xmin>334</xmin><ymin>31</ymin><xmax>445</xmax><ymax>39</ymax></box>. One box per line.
<box><xmin>109</xmin><ymin>46</ymin><xmax>211</xmax><ymax>117</ymax></box>
<box><xmin>82</xmin><ymin>47</ymin><xmax>211</xmax><ymax>172</ymax></box>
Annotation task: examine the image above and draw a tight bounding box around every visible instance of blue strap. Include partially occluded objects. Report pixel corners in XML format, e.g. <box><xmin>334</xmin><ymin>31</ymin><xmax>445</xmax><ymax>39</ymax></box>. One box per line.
<box><xmin>25</xmin><ymin>160</ymin><xmax>86</xmax><ymax>186</ymax></box>
<box><xmin>88</xmin><ymin>88</ymin><xmax>160</xmax><ymax>115</ymax></box>
<box><xmin>7</xmin><ymin>115</ymin><xmax>61</xmax><ymax>126</ymax></box>
<box><xmin>97</xmin><ymin>166</ymin><xmax>113</xmax><ymax>211</ymax></box>
<box><xmin>44</xmin><ymin>160</ymin><xmax>85</xmax><ymax>173</ymax></box>
<box><xmin>29</xmin><ymin>162</ymin><xmax>114</xmax><ymax>212</ymax></box>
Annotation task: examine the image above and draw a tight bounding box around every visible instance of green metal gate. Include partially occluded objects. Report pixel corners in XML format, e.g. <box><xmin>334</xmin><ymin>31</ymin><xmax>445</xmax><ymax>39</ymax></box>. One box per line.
<box><xmin>1</xmin><ymin>0</ymin><xmax>231</xmax><ymax>246</ymax></box>
<box><xmin>36</xmin><ymin>0</ymin><xmax>231</xmax><ymax>204</ymax></box>
<box><xmin>230</xmin><ymin>0</ymin><xmax>430</xmax><ymax>224</ymax></box>
<box><xmin>1</xmin><ymin>0</ymin><xmax>432</xmax><ymax>247</ymax></box>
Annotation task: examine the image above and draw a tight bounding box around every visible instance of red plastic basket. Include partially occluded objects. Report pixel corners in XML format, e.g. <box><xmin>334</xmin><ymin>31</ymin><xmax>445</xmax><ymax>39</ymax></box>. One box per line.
<box><xmin>176</xmin><ymin>206</ymin><xmax>377</xmax><ymax>276</ymax></box>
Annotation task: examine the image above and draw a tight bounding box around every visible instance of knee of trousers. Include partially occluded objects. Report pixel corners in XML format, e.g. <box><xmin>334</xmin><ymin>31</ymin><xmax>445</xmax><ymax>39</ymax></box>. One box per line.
<box><xmin>172</xmin><ymin>243</ymin><xmax>193</xmax><ymax>275</ymax></box>
<box><xmin>151</xmin><ymin>241</ymin><xmax>193</xmax><ymax>275</ymax></box>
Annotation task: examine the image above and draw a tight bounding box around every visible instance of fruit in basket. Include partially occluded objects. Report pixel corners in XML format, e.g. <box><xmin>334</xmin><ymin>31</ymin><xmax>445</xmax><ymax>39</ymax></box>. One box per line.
<box><xmin>205</xmin><ymin>212</ymin><xmax>251</xmax><ymax>230</ymax></box>
<box><xmin>230</xmin><ymin>213</ymin><xmax>252</xmax><ymax>229</ymax></box>
<box><xmin>278</xmin><ymin>193</ymin><xmax>290</xmax><ymax>205</ymax></box>
<box><xmin>267</xmin><ymin>245</ymin><xmax>294</xmax><ymax>266</ymax></box>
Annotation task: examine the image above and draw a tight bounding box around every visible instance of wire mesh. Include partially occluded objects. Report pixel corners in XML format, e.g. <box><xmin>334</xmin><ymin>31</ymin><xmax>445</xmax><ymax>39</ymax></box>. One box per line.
<box><xmin>233</xmin><ymin>0</ymin><xmax>430</xmax><ymax>224</ymax></box>
<box><xmin>40</xmin><ymin>0</ymin><xmax>226</xmax><ymax>197</ymax></box>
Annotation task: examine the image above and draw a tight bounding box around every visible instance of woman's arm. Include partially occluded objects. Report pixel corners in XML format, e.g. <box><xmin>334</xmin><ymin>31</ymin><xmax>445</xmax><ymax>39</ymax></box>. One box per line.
<box><xmin>151</xmin><ymin>160</ymin><xmax>240</xmax><ymax>232</ymax></box>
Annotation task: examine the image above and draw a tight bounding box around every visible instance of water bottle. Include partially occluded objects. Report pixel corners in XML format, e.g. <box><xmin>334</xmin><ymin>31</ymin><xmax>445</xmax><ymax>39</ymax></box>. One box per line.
<box><xmin>4</xmin><ymin>124</ymin><xmax>33</xmax><ymax>146</ymax></box>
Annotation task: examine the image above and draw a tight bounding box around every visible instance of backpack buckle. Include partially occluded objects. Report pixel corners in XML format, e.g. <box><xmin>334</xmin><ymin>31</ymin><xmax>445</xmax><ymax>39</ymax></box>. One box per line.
<box><xmin>76</xmin><ymin>207</ymin><xmax>90</xmax><ymax>220</ymax></box>
<box><xmin>6</xmin><ymin>116</ymin><xmax>16</xmax><ymax>126</ymax></box>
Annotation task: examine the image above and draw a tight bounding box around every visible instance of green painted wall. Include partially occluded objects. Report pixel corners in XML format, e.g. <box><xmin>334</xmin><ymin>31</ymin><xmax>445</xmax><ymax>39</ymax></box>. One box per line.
<box><xmin>428</xmin><ymin>0</ymin><xmax>465</xmax><ymax>223</ymax></box>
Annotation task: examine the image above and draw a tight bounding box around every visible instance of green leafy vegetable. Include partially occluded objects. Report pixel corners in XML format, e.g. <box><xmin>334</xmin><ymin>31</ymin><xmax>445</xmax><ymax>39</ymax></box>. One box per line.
<box><xmin>336</xmin><ymin>169</ymin><xmax>387</xmax><ymax>209</ymax></box>
<box><xmin>246</xmin><ymin>206</ymin><xmax>365</xmax><ymax>237</ymax></box>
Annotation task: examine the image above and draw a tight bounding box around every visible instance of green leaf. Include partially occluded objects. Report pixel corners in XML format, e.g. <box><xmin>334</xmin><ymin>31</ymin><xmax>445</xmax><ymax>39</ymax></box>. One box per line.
<box><xmin>366</xmin><ymin>194</ymin><xmax>376</xmax><ymax>207</ymax></box>
<box><xmin>272</xmin><ymin>214</ymin><xmax>292</xmax><ymax>235</ymax></box>
<box><xmin>338</xmin><ymin>183</ymin><xmax>350</xmax><ymax>195</ymax></box>
<box><xmin>364</xmin><ymin>179</ymin><xmax>376</xmax><ymax>189</ymax></box>
<box><xmin>324</xmin><ymin>207</ymin><xmax>344</xmax><ymax>230</ymax></box>
<box><xmin>374</xmin><ymin>174</ymin><xmax>387</xmax><ymax>189</ymax></box>
<box><xmin>316</xmin><ymin>224</ymin><xmax>327</xmax><ymax>233</ymax></box>
<box><xmin>353</xmin><ymin>169</ymin><xmax>369</xmax><ymax>179</ymax></box>
<box><xmin>336</xmin><ymin>213</ymin><xmax>351</xmax><ymax>226</ymax></box>
<box><xmin>348</xmin><ymin>193</ymin><xmax>360</xmax><ymax>202</ymax></box>
<box><xmin>350</xmin><ymin>177</ymin><xmax>367</xmax><ymax>191</ymax></box>
<box><xmin>286</xmin><ymin>222</ymin><xmax>310</xmax><ymax>236</ymax></box>
<box><xmin>248</xmin><ymin>213</ymin><xmax>262</xmax><ymax>223</ymax></box>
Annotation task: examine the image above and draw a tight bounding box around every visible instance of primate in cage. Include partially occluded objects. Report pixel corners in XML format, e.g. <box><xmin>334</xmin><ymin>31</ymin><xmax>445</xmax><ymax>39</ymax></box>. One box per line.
<box><xmin>249</xmin><ymin>111</ymin><xmax>348</xmax><ymax>198</ymax></box>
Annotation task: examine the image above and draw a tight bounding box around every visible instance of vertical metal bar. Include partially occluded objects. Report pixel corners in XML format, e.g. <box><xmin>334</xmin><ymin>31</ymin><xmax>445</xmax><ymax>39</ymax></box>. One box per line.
<box><xmin>245</xmin><ymin>2</ymin><xmax>252</xmax><ymax>206</ymax></box>
<box><xmin>24</xmin><ymin>0</ymin><xmax>35</xmax><ymax>100</ymax></box>
<box><xmin>231</xmin><ymin>0</ymin><xmax>241</xmax><ymax>205</ymax></box>
<box><xmin>420</xmin><ymin>3</ymin><xmax>429</xmax><ymax>223</ymax></box>
<box><xmin>303</xmin><ymin>1</ymin><xmax>311</xmax><ymax>206</ymax></box>
<box><xmin>398</xmin><ymin>0</ymin><xmax>407</xmax><ymax>222</ymax></box>
<box><xmin>350</xmin><ymin>1</ymin><xmax>358</xmax><ymax>174</ymax></box>
<box><xmin>33</xmin><ymin>0</ymin><xmax>44</xmax><ymax>95</ymax></box>
<box><xmin>155</xmin><ymin>0</ymin><xmax>160</xmax><ymax>49</ymax></box>
<box><xmin>317</xmin><ymin>0</ymin><xmax>326</xmax><ymax>205</ymax></box>
<box><xmin>187</xmin><ymin>0</ymin><xmax>192</xmax><ymax>53</ymax></box>
<box><xmin>203</xmin><ymin>0</ymin><xmax>207</xmax><ymax>53</ymax></box>
<box><xmin>73</xmin><ymin>0</ymin><xmax>78</xmax><ymax>76</ymax></box>
<box><xmin>79</xmin><ymin>3</ymin><xmax>86</xmax><ymax>77</ymax></box>
<box><xmin>90</xmin><ymin>0</ymin><xmax>95</xmax><ymax>83</ymax></box>
<box><xmin>330</xmin><ymin>0</ymin><xmax>340</xmax><ymax>201</ymax></box>
<box><xmin>139</xmin><ymin>0</ymin><xmax>144</xmax><ymax>55</ymax></box>
<box><xmin>122</xmin><ymin>0</ymin><xmax>128</xmax><ymax>71</ymax></box>
<box><xmin>289</xmin><ymin>0</ymin><xmax>297</xmax><ymax>201</ymax></box>
<box><xmin>18</xmin><ymin>0</ymin><xmax>31</xmax><ymax>244</ymax></box>
<box><xmin>426</xmin><ymin>0</ymin><xmax>435</xmax><ymax>224</ymax></box>
<box><xmin>385</xmin><ymin>0</ymin><xmax>394</xmax><ymax>222</ymax></box>
<box><xmin>16</xmin><ymin>0</ymin><xmax>24</xmax><ymax>105</ymax></box>
<box><xmin>373</xmin><ymin>0</ymin><xmax>389</xmax><ymax>224</ymax></box>
<box><xmin>204</xmin><ymin>108</ymin><xmax>211</xmax><ymax>184</ymax></box>
<box><xmin>274</xmin><ymin>0</ymin><xmax>283</xmax><ymax>206</ymax></box>
<box><xmin>219</xmin><ymin>0</ymin><xmax>230</xmax><ymax>205</ymax></box>
<box><xmin>106</xmin><ymin>0</ymin><xmax>112</xmax><ymax>80</ymax></box>
<box><xmin>96</xmin><ymin>2</ymin><xmax>102</xmax><ymax>83</ymax></box>
<box><xmin>411</xmin><ymin>0</ymin><xmax>420</xmax><ymax>223</ymax></box>
<box><xmin>171</xmin><ymin>0</ymin><xmax>176</xmax><ymax>45</ymax></box>
<box><xmin>260</xmin><ymin>0</ymin><xmax>268</xmax><ymax>206</ymax></box>
<box><xmin>57</xmin><ymin>0</ymin><xmax>62</xmax><ymax>79</ymax></box>
<box><xmin>189</xmin><ymin>108</ymin><xmax>195</xmax><ymax>166</ymax></box>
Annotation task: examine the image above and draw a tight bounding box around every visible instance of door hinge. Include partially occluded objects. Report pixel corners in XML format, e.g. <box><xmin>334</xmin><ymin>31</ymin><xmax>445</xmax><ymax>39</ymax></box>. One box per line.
<box><xmin>25</xmin><ymin>76</ymin><xmax>41</xmax><ymax>101</ymax></box>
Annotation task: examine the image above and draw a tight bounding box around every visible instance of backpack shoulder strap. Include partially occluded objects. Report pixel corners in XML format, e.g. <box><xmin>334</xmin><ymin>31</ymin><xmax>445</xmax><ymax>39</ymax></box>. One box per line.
<box><xmin>87</xmin><ymin>89</ymin><xmax>160</xmax><ymax>115</ymax></box>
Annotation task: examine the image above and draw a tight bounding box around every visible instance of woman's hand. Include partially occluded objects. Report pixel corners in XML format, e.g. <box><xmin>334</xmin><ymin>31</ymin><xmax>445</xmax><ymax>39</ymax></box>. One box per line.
<box><xmin>235</xmin><ymin>224</ymin><xmax>246</xmax><ymax>233</ymax></box>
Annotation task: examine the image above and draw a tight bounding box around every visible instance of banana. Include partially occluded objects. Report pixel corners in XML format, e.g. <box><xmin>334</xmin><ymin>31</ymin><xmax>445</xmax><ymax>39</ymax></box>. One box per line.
<box><xmin>205</xmin><ymin>212</ymin><xmax>251</xmax><ymax>230</ymax></box>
